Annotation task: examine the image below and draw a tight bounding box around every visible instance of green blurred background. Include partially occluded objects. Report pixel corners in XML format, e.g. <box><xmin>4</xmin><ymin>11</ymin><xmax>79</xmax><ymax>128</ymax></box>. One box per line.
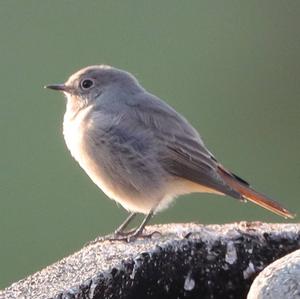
<box><xmin>0</xmin><ymin>0</ymin><xmax>299</xmax><ymax>289</ymax></box>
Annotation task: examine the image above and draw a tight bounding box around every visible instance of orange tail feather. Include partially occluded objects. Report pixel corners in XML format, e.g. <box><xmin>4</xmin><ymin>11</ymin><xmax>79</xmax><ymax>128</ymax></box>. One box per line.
<box><xmin>219</xmin><ymin>168</ymin><xmax>295</xmax><ymax>219</ymax></box>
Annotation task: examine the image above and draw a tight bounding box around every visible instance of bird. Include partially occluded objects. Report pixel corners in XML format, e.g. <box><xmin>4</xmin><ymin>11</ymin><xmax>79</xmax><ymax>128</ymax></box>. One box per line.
<box><xmin>46</xmin><ymin>65</ymin><xmax>294</xmax><ymax>241</ymax></box>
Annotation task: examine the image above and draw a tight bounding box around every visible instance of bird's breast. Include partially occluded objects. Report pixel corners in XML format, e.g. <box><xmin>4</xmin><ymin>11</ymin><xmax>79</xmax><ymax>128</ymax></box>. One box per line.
<box><xmin>63</xmin><ymin>106</ymin><xmax>93</xmax><ymax>162</ymax></box>
<box><xmin>62</xmin><ymin>106</ymin><xmax>131</xmax><ymax>206</ymax></box>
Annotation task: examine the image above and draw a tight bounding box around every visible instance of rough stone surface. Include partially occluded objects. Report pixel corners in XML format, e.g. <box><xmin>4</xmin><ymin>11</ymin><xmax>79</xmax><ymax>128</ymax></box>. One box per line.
<box><xmin>0</xmin><ymin>222</ymin><xmax>299</xmax><ymax>299</ymax></box>
<box><xmin>247</xmin><ymin>248</ymin><xmax>300</xmax><ymax>299</ymax></box>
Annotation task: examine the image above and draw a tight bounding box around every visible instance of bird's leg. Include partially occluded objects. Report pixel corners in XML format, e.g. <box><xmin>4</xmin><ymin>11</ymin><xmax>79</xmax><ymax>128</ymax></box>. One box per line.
<box><xmin>113</xmin><ymin>212</ymin><xmax>137</xmax><ymax>236</ymax></box>
<box><xmin>86</xmin><ymin>213</ymin><xmax>137</xmax><ymax>245</ymax></box>
<box><xmin>126</xmin><ymin>208</ymin><xmax>161</xmax><ymax>242</ymax></box>
<box><xmin>107</xmin><ymin>206</ymin><xmax>161</xmax><ymax>242</ymax></box>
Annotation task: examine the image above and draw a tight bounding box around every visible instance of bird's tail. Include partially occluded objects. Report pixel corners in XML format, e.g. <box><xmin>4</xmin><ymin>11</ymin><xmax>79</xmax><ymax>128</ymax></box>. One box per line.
<box><xmin>218</xmin><ymin>166</ymin><xmax>295</xmax><ymax>219</ymax></box>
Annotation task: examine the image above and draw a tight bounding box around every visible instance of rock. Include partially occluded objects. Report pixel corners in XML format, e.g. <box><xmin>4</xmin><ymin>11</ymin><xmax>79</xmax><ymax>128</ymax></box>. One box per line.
<box><xmin>0</xmin><ymin>222</ymin><xmax>300</xmax><ymax>299</ymax></box>
<box><xmin>247</xmin><ymin>249</ymin><xmax>300</xmax><ymax>299</ymax></box>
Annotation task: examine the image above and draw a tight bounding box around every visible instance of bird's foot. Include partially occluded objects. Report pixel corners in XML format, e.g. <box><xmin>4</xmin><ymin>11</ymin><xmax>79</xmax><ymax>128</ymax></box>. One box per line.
<box><xmin>107</xmin><ymin>229</ymin><xmax>161</xmax><ymax>242</ymax></box>
<box><xmin>85</xmin><ymin>229</ymin><xmax>161</xmax><ymax>245</ymax></box>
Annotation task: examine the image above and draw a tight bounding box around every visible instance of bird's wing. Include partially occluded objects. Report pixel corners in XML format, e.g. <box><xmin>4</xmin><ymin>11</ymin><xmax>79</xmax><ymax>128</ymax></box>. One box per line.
<box><xmin>125</xmin><ymin>92</ymin><xmax>295</xmax><ymax>219</ymax></box>
<box><xmin>125</xmin><ymin>92</ymin><xmax>242</xmax><ymax>198</ymax></box>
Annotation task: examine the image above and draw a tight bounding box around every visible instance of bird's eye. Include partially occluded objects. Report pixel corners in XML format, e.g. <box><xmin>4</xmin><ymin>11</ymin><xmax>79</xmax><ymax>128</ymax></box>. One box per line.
<box><xmin>80</xmin><ymin>79</ymin><xmax>94</xmax><ymax>90</ymax></box>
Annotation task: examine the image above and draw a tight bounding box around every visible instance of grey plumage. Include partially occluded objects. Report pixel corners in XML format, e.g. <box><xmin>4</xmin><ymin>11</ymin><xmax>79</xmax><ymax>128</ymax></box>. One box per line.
<box><xmin>46</xmin><ymin>65</ymin><xmax>294</xmax><ymax>240</ymax></box>
<box><xmin>94</xmin><ymin>90</ymin><xmax>241</xmax><ymax>197</ymax></box>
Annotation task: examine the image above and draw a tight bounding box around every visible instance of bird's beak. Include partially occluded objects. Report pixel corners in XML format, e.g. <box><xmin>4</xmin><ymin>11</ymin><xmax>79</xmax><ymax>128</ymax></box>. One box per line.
<box><xmin>45</xmin><ymin>84</ymin><xmax>68</xmax><ymax>92</ymax></box>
